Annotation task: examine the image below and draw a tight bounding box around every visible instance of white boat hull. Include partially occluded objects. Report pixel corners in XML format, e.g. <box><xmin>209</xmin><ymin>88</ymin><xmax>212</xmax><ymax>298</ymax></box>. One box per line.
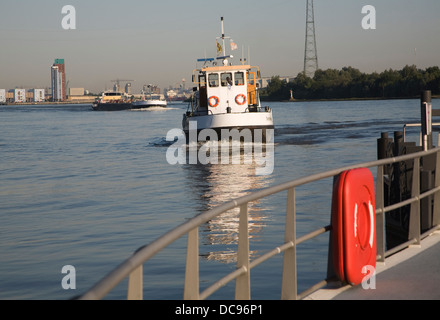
<box><xmin>183</xmin><ymin>110</ymin><xmax>274</xmax><ymax>141</ymax></box>
<box><xmin>133</xmin><ymin>99</ymin><xmax>167</xmax><ymax>108</ymax></box>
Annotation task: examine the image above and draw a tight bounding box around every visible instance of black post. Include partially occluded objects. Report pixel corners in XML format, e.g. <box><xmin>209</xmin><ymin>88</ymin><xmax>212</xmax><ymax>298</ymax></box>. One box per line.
<box><xmin>421</xmin><ymin>90</ymin><xmax>432</xmax><ymax>150</ymax></box>
<box><xmin>377</xmin><ymin>132</ymin><xmax>392</xmax><ymax>175</ymax></box>
<box><xmin>377</xmin><ymin>132</ymin><xmax>389</xmax><ymax>160</ymax></box>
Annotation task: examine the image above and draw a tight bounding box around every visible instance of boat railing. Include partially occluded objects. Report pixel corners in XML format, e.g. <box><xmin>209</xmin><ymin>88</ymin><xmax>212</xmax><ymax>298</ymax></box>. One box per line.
<box><xmin>403</xmin><ymin>122</ymin><xmax>440</xmax><ymax>144</ymax></box>
<box><xmin>79</xmin><ymin>146</ymin><xmax>440</xmax><ymax>300</ymax></box>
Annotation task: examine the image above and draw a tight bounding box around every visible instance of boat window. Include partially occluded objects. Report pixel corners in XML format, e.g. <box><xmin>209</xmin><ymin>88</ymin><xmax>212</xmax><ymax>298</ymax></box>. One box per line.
<box><xmin>208</xmin><ymin>73</ymin><xmax>219</xmax><ymax>87</ymax></box>
<box><xmin>199</xmin><ymin>75</ymin><xmax>206</xmax><ymax>87</ymax></box>
<box><xmin>235</xmin><ymin>72</ymin><xmax>244</xmax><ymax>86</ymax></box>
<box><xmin>221</xmin><ymin>73</ymin><xmax>233</xmax><ymax>87</ymax></box>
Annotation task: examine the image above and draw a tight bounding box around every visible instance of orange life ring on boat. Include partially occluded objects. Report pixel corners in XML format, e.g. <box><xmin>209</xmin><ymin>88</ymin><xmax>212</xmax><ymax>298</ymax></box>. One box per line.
<box><xmin>235</xmin><ymin>94</ymin><xmax>247</xmax><ymax>105</ymax></box>
<box><xmin>331</xmin><ymin>168</ymin><xmax>376</xmax><ymax>285</ymax></box>
<box><xmin>208</xmin><ymin>96</ymin><xmax>219</xmax><ymax>108</ymax></box>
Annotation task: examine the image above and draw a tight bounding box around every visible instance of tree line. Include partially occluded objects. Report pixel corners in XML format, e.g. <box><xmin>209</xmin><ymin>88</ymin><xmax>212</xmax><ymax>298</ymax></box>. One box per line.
<box><xmin>261</xmin><ymin>65</ymin><xmax>440</xmax><ymax>101</ymax></box>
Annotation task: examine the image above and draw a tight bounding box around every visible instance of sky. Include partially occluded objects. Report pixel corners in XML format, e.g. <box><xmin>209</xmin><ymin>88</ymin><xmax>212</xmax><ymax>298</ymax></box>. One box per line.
<box><xmin>0</xmin><ymin>0</ymin><xmax>439</xmax><ymax>93</ymax></box>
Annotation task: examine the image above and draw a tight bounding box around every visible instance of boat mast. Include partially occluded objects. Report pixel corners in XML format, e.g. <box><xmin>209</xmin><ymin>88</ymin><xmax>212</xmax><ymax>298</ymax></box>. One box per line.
<box><xmin>217</xmin><ymin>17</ymin><xmax>233</xmax><ymax>66</ymax></box>
<box><xmin>221</xmin><ymin>17</ymin><xmax>226</xmax><ymax>57</ymax></box>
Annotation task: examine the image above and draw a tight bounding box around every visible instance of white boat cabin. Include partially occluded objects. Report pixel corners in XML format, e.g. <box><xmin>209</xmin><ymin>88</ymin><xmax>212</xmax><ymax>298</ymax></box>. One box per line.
<box><xmin>193</xmin><ymin>63</ymin><xmax>260</xmax><ymax>115</ymax></box>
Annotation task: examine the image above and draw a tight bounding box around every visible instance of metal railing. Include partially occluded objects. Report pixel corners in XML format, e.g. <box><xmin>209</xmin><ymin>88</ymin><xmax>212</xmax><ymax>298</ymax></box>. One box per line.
<box><xmin>79</xmin><ymin>147</ymin><xmax>440</xmax><ymax>300</ymax></box>
<box><xmin>403</xmin><ymin>123</ymin><xmax>440</xmax><ymax>145</ymax></box>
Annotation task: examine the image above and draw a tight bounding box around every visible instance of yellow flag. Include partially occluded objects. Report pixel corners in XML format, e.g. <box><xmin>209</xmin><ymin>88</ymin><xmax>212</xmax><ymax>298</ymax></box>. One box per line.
<box><xmin>216</xmin><ymin>41</ymin><xmax>222</xmax><ymax>55</ymax></box>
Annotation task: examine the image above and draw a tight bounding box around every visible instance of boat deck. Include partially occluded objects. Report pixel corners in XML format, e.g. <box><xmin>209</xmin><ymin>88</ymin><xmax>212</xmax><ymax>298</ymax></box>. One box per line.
<box><xmin>305</xmin><ymin>231</ymin><xmax>440</xmax><ymax>300</ymax></box>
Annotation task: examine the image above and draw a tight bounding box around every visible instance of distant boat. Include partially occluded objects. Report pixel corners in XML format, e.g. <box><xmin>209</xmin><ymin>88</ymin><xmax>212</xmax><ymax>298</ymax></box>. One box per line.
<box><xmin>132</xmin><ymin>93</ymin><xmax>167</xmax><ymax>108</ymax></box>
<box><xmin>182</xmin><ymin>17</ymin><xmax>274</xmax><ymax>141</ymax></box>
<box><xmin>92</xmin><ymin>89</ymin><xmax>168</xmax><ymax>111</ymax></box>
<box><xmin>92</xmin><ymin>90</ymin><xmax>133</xmax><ymax>111</ymax></box>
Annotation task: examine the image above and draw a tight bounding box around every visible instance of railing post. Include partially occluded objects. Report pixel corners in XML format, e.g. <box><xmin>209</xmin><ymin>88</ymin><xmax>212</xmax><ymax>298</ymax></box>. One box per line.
<box><xmin>235</xmin><ymin>203</ymin><xmax>250</xmax><ymax>300</ymax></box>
<box><xmin>184</xmin><ymin>227</ymin><xmax>199</xmax><ymax>300</ymax></box>
<box><xmin>433</xmin><ymin>150</ymin><xmax>440</xmax><ymax>227</ymax></box>
<box><xmin>409</xmin><ymin>157</ymin><xmax>421</xmax><ymax>245</ymax></box>
<box><xmin>127</xmin><ymin>265</ymin><xmax>143</xmax><ymax>300</ymax></box>
<box><xmin>281</xmin><ymin>187</ymin><xmax>297</xmax><ymax>300</ymax></box>
<box><xmin>376</xmin><ymin>165</ymin><xmax>386</xmax><ymax>262</ymax></box>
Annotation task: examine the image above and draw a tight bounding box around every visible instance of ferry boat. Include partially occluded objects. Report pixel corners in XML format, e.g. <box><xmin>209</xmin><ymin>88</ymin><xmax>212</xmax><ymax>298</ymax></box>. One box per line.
<box><xmin>92</xmin><ymin>91</ymin><xmax>133</xmax><ymax>111</ymax></box>
<box><xmin>183</xmin><ymin>18</ymin><xmax>274</xmax><ymax>141</ymax></box>
<box><xmin>132</xmin><ymin>86</ymin><xmax>167</xmax><ymax>108</ymax></box>
<box><xmin>132</xmin><ymin>94</ymin><xmax>167</xmax><ymax>108</ymax></box>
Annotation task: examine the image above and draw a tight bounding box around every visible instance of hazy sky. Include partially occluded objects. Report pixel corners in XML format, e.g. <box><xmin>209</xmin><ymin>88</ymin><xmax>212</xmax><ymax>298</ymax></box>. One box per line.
<box><xmin>0</xmin><ymin>0</ymin><xmax>439</xmax><ymax>93</ymax></box>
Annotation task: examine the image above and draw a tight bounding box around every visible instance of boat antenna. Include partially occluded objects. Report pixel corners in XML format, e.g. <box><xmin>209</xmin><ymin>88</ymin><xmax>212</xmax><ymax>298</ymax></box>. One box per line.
<box><xmin>216</xmin><ymin>17</ymin><xmax>233</xmax><ymax>65</ymax></box>
<box><xmin>221</xmin><ymin>17</ymin><xmax>226</xmax><ymax>57</ymax></box>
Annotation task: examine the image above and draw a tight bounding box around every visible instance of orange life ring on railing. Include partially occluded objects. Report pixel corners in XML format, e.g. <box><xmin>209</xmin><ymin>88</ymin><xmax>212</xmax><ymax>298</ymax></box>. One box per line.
<box><xmin>208</xmin><ymin>96</ymin><xmax>219</xmax><ymax>108</ymax></box>
<box><xmin>235</xmin><ymin>94</ymin><xmax>247</xmax><ymax>105</ymax></box>
<box><xmin>331</xmin><ymin>168</ymin><xmax>376</xmax><ymax>285</ymax></box>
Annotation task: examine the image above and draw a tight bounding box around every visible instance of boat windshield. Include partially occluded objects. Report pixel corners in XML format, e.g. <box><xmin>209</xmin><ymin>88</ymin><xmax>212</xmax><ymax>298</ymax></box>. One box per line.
<box><xmin>208</xmin><ymin>73</ymin><xmax>219</xmax><ymax>87</ymax></box>
<box><xmin>235</xmin><ymin>72</ymin><xmax>244</xmax><ymax>86</ymax></box>
<box><xmin>221</xmin><ymin>73</ymin><xmax>233</xmax><ymax>86</ymax></box>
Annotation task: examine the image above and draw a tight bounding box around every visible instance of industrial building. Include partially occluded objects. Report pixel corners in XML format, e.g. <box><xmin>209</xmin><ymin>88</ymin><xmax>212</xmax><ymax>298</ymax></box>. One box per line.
<box><xmin>67</xmin><ymin>87</ymin><xmax>95</xmax><ymax>102</ymax></box>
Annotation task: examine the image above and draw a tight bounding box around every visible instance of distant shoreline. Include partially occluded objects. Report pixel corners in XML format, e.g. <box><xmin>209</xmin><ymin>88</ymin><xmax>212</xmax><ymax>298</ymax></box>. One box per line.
<box><xmin>0</xmin><ymin>100</ymin><xmax>95</xmax><ymax>106</ymax></box>
<box><xmin>2</xmin><ymin>95</ymin><xmax>438</xmax><ymax>106</ymax></box>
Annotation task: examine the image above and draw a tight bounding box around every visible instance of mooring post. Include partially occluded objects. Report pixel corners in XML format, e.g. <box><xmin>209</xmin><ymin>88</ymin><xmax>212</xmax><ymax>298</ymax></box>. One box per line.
<box><xmin>421</xmin><ymin>90</ymin><xmax>432</xmax><ymax>151</ymax></box>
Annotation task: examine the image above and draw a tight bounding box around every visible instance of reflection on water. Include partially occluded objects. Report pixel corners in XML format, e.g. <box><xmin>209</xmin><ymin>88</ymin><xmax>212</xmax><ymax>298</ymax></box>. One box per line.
<box><xmin>184</xmin><ymin>146</ymin><xmax>274</xmax><ymax>264</ymax></box>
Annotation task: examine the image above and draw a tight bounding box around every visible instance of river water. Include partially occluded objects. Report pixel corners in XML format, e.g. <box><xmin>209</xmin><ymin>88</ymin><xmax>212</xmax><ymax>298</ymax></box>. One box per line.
<box><xmin>0</xmin><ymin>99</ymin><xmax>429</xmax><ymax>299</ymax></box>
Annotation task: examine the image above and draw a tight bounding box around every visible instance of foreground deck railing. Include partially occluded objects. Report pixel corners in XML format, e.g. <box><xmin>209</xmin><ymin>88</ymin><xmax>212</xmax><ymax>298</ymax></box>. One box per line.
<box><xmin>79</xmin><ymin>147</ymin><xmax>440</xmax><ymax>300</ymax></box>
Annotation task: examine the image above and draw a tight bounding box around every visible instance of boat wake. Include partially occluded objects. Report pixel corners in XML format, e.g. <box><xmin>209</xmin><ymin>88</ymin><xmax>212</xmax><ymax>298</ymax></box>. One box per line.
<box><xmin>149</xmin><ymin>137</ymin><xmax>273</xmax><ymax>149</ymax></box>
<box><xmin>149</xmin><ymin>137</ymin><xmax>175</xmax><ymax>147</ymax></box>
<box><xmin>275</xmin><ymin>118</ymin><xmax>416</xmax><ymax>146</ymax></box>
<box><xmin>130</xmin><ymin>107</ymin><xmax>180</xmax><ymax>111</ymax></box>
